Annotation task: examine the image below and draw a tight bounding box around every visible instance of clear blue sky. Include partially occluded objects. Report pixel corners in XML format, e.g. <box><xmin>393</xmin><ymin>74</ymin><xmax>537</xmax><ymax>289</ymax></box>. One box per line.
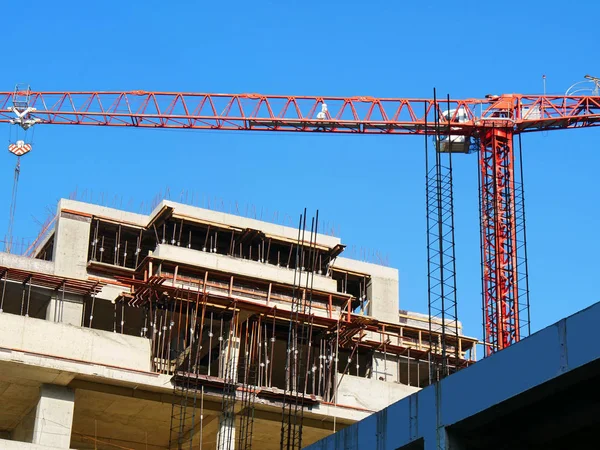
<box><xmin>1</xmin><ymin>0</ymin><xmax>599</xmax><ymax>344</ymax></box>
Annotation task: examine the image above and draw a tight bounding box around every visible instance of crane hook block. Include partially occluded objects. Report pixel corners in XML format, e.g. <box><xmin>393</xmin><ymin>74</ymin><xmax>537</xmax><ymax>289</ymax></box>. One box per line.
<box><xmin>8</xmin><ymin>141</ymin><xmax>32</xmax><ymax>157</ymax></box>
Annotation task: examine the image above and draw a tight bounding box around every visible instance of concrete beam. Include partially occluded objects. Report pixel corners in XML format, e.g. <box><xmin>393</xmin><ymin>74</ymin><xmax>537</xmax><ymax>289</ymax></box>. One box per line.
<box><xmin>68</xmin><ymin>379</ymin><xmax>224</xmax><ymax>415</ymax></box>
<box><xmin>153</xmin><ymin>244</ymin><xmax>337</xmax><ymax>293</ymax></box>
<box><xmin>0</xmin><ymin>314</ymin><xmax>151</xmax><ymax>372</ymax></box>
<box><xmin>58</xmin><ymin>199</ymin><xmax>148</xmax><ymax>227</ymax></box>
<box><xmin>0</xmin><ymin>254</ymin><xmax>55</xmax><ymax>277</ymax></box>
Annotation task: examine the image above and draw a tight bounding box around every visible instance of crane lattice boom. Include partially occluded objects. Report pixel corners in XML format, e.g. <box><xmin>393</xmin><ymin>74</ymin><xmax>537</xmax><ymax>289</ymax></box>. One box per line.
<box><xmin>1</xmin><ymin>91</ymin><xmax>599</xmax><ymax>134</ymax></box>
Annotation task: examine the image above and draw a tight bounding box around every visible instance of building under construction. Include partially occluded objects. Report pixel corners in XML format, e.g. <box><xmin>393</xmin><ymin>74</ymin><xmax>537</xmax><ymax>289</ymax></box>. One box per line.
<box><xmin>0</xmin><ymin>198</ymin><xmax>476</xmax><ymax>449</ymax></box>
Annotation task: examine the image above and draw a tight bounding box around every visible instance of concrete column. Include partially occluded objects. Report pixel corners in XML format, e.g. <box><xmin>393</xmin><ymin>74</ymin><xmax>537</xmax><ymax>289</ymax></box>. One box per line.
<box><xmin>217</xmin><ymin>335</ymin><xmax>239</xmax><ymax>450</ymax></box>
<box><xmin>216</xmin><ymin>413</ymin><xmax>236</xmax><ymax>450</ymax></box>
<box><xmin>52</xmin><ymin>208</ymin><xmax>92</xmax><ymax>279</ymax></box>
<box><xmin>220</xmin><ymin>337</ymin><xmax>240</xmax><ymax>381</ymax></box>
<box><xmin>46</xmin><ymin>292</ymin><xmax>84</xmax><ymax>327</ymax></box>
<box><xmin>30</xmin><ymin>384</ymin><xmax>75</xmax><ymax>448</ymax></box>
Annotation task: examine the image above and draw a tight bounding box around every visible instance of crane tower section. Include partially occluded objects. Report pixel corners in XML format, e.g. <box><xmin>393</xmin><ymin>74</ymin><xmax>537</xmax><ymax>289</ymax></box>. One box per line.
<box><xmin>478</xmin><ymin>128</ymin><xmax>529</xmax><ymax>355</ymax></box>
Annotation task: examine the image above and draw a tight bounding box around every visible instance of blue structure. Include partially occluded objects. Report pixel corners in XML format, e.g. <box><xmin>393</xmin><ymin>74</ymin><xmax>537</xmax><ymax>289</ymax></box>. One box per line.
<box><xmin>307</xmin><ymin>301</ymin><xmax>600</xmax><ymax>449</ymax></box>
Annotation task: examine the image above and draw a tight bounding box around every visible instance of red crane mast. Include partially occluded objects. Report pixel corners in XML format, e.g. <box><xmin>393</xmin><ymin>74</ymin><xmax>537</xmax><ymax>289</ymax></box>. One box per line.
<box><xmin>2</xmin><ymin>90</ymin><xmax>599</xmax><ymax>356</ymax></box>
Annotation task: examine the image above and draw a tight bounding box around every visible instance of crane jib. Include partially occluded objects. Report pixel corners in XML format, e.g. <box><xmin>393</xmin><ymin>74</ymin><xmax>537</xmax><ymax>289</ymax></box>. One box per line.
<box><xmin>0</xmin><ymin>92</ymin><xmax>598</xmax><ymax>135</ymax></box>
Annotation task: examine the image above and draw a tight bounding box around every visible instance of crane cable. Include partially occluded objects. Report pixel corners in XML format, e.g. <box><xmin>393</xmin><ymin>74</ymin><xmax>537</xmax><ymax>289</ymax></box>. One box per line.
<box><xmin>6</xmin><ymin>87</ymin><xmax>35</xmax><ymax>254</ymax></box>
<box><xmin>7</xmin><ymin>155</ymin><xmax>21</xmax><ymax>253</ymax></box>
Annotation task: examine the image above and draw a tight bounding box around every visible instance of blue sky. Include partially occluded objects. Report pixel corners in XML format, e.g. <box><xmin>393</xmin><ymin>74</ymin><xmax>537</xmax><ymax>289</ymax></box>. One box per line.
<box><xmin>1</xmin><ymin>0</ymin><xmax>599</xmax><ymax>344</ymax></box>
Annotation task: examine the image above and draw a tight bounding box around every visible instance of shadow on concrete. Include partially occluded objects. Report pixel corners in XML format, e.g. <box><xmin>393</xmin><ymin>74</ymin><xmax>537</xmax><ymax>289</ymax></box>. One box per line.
<box><xmin>448</xmin><ymin>359</ymin><xmax>600</xmax><ymax>449</ymax></box>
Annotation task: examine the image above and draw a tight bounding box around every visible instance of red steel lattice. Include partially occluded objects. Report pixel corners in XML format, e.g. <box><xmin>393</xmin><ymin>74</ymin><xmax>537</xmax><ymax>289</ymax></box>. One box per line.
<box><xmin>479</xmin><ymin>128</ymin><xmax>521</xmax><ymax>355</ymax></box>
<box><xmin>0</xmin><ymin>91</ymin><xmax>599</xmax><ymax>134</ymax></box>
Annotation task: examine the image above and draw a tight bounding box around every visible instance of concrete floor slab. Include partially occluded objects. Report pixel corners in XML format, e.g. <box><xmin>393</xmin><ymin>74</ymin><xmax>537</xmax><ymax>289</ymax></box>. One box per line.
<box><xmin>102</xmin><ymin>399</ymin><xmax>147</xmax><ymax>416</ymax></box>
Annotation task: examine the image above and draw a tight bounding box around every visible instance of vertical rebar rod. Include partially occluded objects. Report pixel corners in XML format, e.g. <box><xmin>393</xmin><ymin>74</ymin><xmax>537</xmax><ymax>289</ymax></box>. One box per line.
<box><xmin>60</xmin><ymin>282</ymin><xmax>65</xmax><ymax>323</ymax></box>
<box><xmin>6</xmin><ymin>157</ymin><xmax>21</xmax><ymax>254</ymax></box>
<box><xmin>0</xmin><ymin>270</ymin><xmax>7</xmax><ymax>312</ymax></box>
<box><xmin>25</xmin><ymin>277</ymin><xmax>31</xmax><ymax>317</ymax></box>
<box><xmin>447</xmin><ymin>94</ymin><xmax>460</xmax><ymax>368</ymax></box>
<box><xmin>20</xmin><ymin>283</ymin><xmax>25</xmax><ymax>316</ymax></box>
<box><xmin>121</xmin><ymin>303</ymin><xmax>125</xmax><ymax>334</ymax></box>
<box><xmin>517</xmin><ymin>134</ymin><xmax>531</xmax><ymax>337</ymax></box>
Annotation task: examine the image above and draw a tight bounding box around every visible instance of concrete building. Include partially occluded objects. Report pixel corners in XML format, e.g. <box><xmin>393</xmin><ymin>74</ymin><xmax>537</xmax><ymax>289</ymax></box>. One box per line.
<box><xmin>0</xmin><ymin>199</ymin><xmax>476</xmax><ymax>449</ymax></box>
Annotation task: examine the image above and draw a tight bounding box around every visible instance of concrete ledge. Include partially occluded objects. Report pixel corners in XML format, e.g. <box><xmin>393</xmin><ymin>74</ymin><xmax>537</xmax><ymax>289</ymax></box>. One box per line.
<box><xmin>158</xmin><ymin>200</ymin><xmax>341</xmax><ymax>248</ymax></box>
<box><xmin>58</xmin><ymin>199</ymin><xmax>148</xmax><ymax>227</ymax></box>
<box><xmin>0</xmin><ymin>253</ymin><xmax>55</xmax><ymax>276</ymax></box>
<box><xmin>0</xmin><ymin>341</ymin><xmax>368</xmax><ymax>424</ymax></box>
<box><xmin>58</xmin><ymin>199</ymin><xmax>342</xmax><ymax>249</ymax></box>
<box><xmin>0</xmin><ymin>439</ymin><xmax>69</xmax><ymax>450</ymax></box>
<box><xmin>153</xmin><ymin>244</ymin><xmax>338</xmax><ymax>293</ymax></box>
<box><xmin>336</xmin><ymin>374</ymin><xmax>419</xmax><ymax>411</ymax></box>
<box><xmin>332</xmin><ymin>257</ymin><xmax>398</xmax><ymax>280</ymax></box>
<box><xmin>0</xmin><ymin>314</ymin><xmax>151</xmax><ymax>372</ymax></box>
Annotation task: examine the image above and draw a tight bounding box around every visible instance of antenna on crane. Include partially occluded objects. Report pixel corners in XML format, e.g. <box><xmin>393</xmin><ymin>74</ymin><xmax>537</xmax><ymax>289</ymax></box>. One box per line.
<box><xmin>6</xmin><ymin>84</ymin><xmax>36</xmax><ymax>253</ymax></box>
<box><xmin>542</xmin><ymin>74</ymin><xmax>546</xmax><ymax>95</ymax></box>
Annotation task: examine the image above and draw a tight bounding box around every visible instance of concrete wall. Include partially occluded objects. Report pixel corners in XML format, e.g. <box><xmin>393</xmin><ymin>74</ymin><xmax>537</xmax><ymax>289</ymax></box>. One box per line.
<box><xmin>153</xmin><ymin>244</ymin><xmax>338</xmax><ymax>293</ymax></box>
<box><xmin>371</xmin><ymin>352</ymin><xmax>399</xmax><ymax>383</ymax></box>
<box><xmin>0</xmin><ymin>314</ymin><xmax>151</xmax><ymax>372</ymax></box>
<box><xmin>336</xmin><ymin>374</ymin><xmax>419</xmax><ymax>411</ymax></box>
<box><xmin>52</xmin><ymin>210</ymin><xmax>91</xmax><ymax>279</ymax></box>
<box><xmin>10</xmin><ymin>385</ymin><xmax>74</xmax><ymax>448</ymax></box>
<box><xmin>31</xmin><ymin>385</ymin><xmax>74</xmax><ymax>448</ymax></box>
<box><xmin>367</xmin><ymin>275</ymin><xmax>400</xmax><ymax>324</ymax></box>
<box><xmin>45</xmin><ymin>293</ymin><xmax>84</xmax><ymax>327</ymax></box>
<box><xmin>333</xmin><ymin>257</ymin><xmax>400</xmax><ymax>324</ymax></box>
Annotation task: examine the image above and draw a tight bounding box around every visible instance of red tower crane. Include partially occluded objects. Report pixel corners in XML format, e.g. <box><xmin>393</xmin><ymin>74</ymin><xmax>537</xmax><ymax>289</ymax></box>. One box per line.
<box><xmin>1</xmin><ymin>89</ymin><xmax>599</xmax><ymax>357</ymax></box>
